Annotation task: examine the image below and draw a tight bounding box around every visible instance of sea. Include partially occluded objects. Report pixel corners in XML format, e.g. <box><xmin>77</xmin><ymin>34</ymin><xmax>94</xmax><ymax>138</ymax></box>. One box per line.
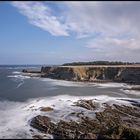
<box><xmin>0</xmin><ymin>65</ymin><xmax>140</xmax><ymax>139</ymax></box>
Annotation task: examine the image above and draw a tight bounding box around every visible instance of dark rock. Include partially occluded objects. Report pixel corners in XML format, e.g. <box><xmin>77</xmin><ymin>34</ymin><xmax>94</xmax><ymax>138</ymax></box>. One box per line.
<box><xmin>74</xmin><ymin>99</ymin><xmax>96</xmax><ymax>110</ymax></box>
<box><xmin>29</xmin><ymin>129</ymin><xmax>34</xmax><ymax>132</ymax></box>
<box><xmin>30</xmin><ymin>115</ymin><xmax>55</xmax><ymax>133</ymax></box>
<box><xmin>40</xmin><ymin>107</ymin><xmax>54</xmax><ymax>112</ymax></box>
<box><xmin>121</xmin><ymin>127</ymin><xmax>140</xmax><ymax>139</ymax></box>
<box><xmin>22</xmin><ymin>69</ymin><xmax>28</xmax><ymax>73</ymax></box>
<box><xmin>113</xmin><ymin>104</ymin><xmax>140</xmax><ymax>118</ymax></box>
<box><xmin>32</xmin><ymin>135</ymin><xmax>43</xmax><ymax>139</ymax></box>
<box><xmin>22</xmin><ymin>69</ymin><xmax>41</xmax><ymax>73</ymax></box>
<box><xmin>30</xmin><ymin>100</ymin><xmax>140</xmax><ymax>139</ymax></box>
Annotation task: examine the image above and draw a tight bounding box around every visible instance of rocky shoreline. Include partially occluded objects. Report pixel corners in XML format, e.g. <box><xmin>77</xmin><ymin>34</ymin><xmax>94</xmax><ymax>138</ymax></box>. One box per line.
<box><xmin>22</xmin><ymin>65</ymin><xmax>140</xmax><ymax>85</ymax></box>
<box><xmin>30</xmin><ymin>98</ymin><xmax>140</xmax><ymax>139</ymax></box>
<box><xmin>21</xmin><ymin>65</ymin><xmax>140</xmax><ymax>139</ymax></box>
<box><xmin>22</xmin><ymin>65</ymin><xmax>140</xmax><ymax>91</ymax></box>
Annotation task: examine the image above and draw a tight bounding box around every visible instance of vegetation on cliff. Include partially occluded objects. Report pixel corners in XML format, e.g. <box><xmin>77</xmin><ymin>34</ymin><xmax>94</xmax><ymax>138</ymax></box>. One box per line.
<box><xmin>62</xmin><ymin>61</ymin><xmax>136</xmax><ymax>66</ymax></box>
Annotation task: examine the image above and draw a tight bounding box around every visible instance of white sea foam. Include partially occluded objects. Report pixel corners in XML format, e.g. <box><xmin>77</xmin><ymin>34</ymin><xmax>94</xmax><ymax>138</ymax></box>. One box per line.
<box><xmin>8</xmin><ymin>75</ymin><xmax>30</xmax><ymax>79</ymax></box>
<box><xmin>96</xmin><ymin>82</ymin><xmax>127</xmax><ymax>88</ymax></box>
<box><xmin>42</xmin><ymin>78</ymin><xmax>98</xmax><ymax>87</ymax></box>
<box><xmin>41</xmin><ymin>78</ymin><xmax>129</xmax><ymax>89</ymax></box>
<box><xmin>0</xmin><ymin>101</ymin><xmax>32</xmax><ymax>139</ymax></box>
<box><xmin>122</xmin><ymin>89</ymin><xmax>140</xmax><ymax>96</ymax></box>
<box><xmin>16</xmin><ymin>81</ymin><xmax>24</xmax><ymax>89</ymax></box>
<box><xmin>7</xmin><ymin>73</ymin><xmax>30</xmax><ymax>89</ymax></box>
<box><xmin>42</xmin><ymin>78</ymin><xmax>140</xmax><ymax>97</ymax></box>
<box><xmin>0</xmin><ymin>95</ymin><xmax>139</xmax><ymax>139</ymax></box>
<box><xmin>12</xmin><ymin>71</ymin><xmax>21</xmax><ymax>74</ymax></box>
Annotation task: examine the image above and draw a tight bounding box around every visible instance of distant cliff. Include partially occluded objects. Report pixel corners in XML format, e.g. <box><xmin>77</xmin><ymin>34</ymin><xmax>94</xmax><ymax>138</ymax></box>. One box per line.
<box><xmin>41</xmin><ymin>65</ymin><xmax>140</xmax><ymax>84</ymax></box>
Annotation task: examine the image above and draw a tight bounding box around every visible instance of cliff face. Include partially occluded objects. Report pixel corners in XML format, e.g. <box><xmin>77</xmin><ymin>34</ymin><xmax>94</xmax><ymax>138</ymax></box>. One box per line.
<box><xmin>41</xmin><ymin>66</ymin><xmax>140</xmax><ymax>84</ymax></box>
<box><xmin>41</xmin><ymin>66</ymin><xmax>76</xmax><ymax>80</ymax></box>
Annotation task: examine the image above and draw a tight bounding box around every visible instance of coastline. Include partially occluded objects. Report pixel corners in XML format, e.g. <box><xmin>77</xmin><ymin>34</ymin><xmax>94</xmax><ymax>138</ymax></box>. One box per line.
<box><xmin>28</xmin><ymin>95</ymin><xmax>140</xmax><ymax>139</ymax></box>
<box><xmin>22</xmin><ymin>64</ymin><xmax>140</xmax><ymax>89</ymax></box>
<box><xmin>2</xmin><ymin>67</ymin><xmax>140</xmax><ymax>139</ymax></box>
<box><xmin>21</xmin><ymin>71</ymin><xmax>140</xmax><ymax>91</ymax></box>
<box><xmin>20</xmin><ymin>65</ymin><xmax>140</xmax><ymax>139</ymax></box>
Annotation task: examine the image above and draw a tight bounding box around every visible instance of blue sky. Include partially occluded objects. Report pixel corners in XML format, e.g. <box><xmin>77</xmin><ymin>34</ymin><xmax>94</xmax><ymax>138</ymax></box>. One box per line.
<box><xmin>0</xmin><ymin>2</ymin><xmax>140</xmax><ymax>64</ymax></box>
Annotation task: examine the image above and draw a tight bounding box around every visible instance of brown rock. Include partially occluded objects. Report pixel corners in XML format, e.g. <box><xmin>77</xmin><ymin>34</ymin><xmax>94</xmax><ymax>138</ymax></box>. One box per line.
<box><xmin>74</xmin><ymin>99</ymin><xmax>96</xmax><ymax>110</ymax></box>
<box><xmin>32</xmin><ymin>135</ymin><xmax>43</xmax><ymax>139</ymax></box>
<box><xmin>30</xmin><ymin>115</ymin><xmax>55</xmax><ymax>133</ymax></box>
<box><xmin>40</xmin><ymin>107</ymin><xmax>54</xmax><ymax>112</ymax></box>
<box><xmin>30</xmin><ymin>99</ymin><xmax>140</xmax><ymax>139</ymax></box>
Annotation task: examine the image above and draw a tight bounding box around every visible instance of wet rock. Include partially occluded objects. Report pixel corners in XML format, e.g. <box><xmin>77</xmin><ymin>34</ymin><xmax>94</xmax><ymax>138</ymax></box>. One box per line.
<box><xmin>69</xmin><ymin>111</ymin><xmax>84</xmax><ymax>118</ymax></box>
<box><xmin>32</xmin><ymin>135</ymin><xmax>43</xmax><ymax>139</ymax></box>
<box><xmin>121</xmin><ymin>127</ymin><xmax>140</xmax><ymax>139</ymax></box>
<box><xmin>53</xmin><ymin>119</ymin><xmax>98</xmax><ymax>139</ymax></box>
<box><xmin>29</xmin><ymin>129</ymin><xmax>34</xmax><ymax>132</ymax></box>
<box><xmin>30</xmin><ymin>99</ymin><xmax>140</xmax><ymax>139</ymax></box>
<box><xmin>29</xmin><ymin>106</ymin><xmax>35</xmax><ymax>109</ymax></box>
<box><xmin>40</xmin><ymin>107</ymin><xmax>54</xmax><ymax>112</ymax></box>
<box><xmin>30</xmin><ymin>115</ymin><xmax>55</xmax><ymax>134</ymax></box>
<box><xmin>74</xmin><ymin>99</ymin><xmax>96</xmax><ymax>110</ymax></box>
<box><xmin>113</xmin><ymin>104</ymin><xmax>140</xmax><ymax>118</ymax></box>
<box><xmin>22</xmin><ymin>69</ymin><xmax>41</xmax><ymax>73</ymax></box>
<box><xmin>22</xmin><ymin>69</ymin><xmax>28</xmax><ymax>73</ymax></box>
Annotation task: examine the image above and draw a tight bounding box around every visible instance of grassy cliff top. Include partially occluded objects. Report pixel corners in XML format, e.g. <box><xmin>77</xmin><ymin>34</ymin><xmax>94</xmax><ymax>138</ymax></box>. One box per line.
<box><xmin>62</xmin><ymin>61</ymin><xmax>140</xmax><ymax>66</ymax></box>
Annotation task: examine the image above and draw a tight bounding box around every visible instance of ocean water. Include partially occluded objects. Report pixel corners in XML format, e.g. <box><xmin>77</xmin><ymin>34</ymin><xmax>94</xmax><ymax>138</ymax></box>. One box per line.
<box><xmin>0</xmin><ymin>65</ymin><xmax>140</xmax><ymax>138</ymax></box>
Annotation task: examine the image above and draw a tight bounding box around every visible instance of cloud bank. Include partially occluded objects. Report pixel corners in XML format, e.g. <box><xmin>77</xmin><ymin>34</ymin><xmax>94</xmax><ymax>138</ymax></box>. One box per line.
<box><xmin>12</xmin><ymin>2</ymin><xmax>140</xmax><ymax>37</ymax></box>
<box><xmin>11</xmin><ymin>1</ymin><xmax>140</xmax><ymax>62</ymax></box>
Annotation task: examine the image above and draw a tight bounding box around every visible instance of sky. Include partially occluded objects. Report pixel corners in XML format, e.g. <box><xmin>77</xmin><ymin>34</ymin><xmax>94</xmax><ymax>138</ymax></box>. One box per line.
<box><xmin>0</xmin><ymin>1</ymin><xmax>140</xmax><ymax>65</ymax></box>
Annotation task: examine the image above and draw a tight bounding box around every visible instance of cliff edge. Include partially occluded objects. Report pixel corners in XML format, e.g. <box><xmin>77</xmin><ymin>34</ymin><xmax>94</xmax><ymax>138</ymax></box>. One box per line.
<box><xmin>40</xmin><ymin>65</ymin><xmax>140</xmax><ymax>84</ymax></box>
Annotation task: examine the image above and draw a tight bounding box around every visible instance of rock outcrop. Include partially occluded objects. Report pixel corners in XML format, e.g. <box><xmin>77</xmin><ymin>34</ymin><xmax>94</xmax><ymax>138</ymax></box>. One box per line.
<box><xmin>22</xmin><ymin>69</ymin><xmax>41</xmax><ymax>73</ymax></box>
<box><xmin>40</xmin><ymin>66</ymin><xmax>140</xmax><ymax>84</ymax></box>
<box><xmin>41</xmin><ymin>66</ymin><xmax>76</xmax><ymax>80</ymax></box>
<box><xmin>30</xmin><ymin>99</ymin><xmax>140</xmax><ymax>139</ymax></box>
<box><xmin>40</xmin><ymin>107</ymin><xmax>54</xmax><ymax>112</ymax></box>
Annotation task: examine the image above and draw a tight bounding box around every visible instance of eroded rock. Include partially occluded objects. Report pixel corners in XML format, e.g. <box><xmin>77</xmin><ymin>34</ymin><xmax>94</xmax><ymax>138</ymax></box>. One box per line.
<box><xmin>30</xmin><ymin>99</ymin><xmax>140</xmax><ymax>139</ymax></box>
<box><xmin>30</xmin><ymin>115</ymin><xmax>55</xmax><ymax>134</ymax></box>
<box><xmin>74</xmin><ymin>99</ymin><xmax>96</xmax><ymax>110</ymax></box>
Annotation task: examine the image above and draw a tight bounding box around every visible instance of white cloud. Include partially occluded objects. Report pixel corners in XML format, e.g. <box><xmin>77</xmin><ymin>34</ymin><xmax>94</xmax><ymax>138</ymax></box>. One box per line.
<box><xmin>63</xmin><ymin>1</ymin><xmax>140</xmax><ymax>38</ymax></box>
<box><xmin>87</xmin><ymin>37</ymin><xmax>140</xmax><ymax>50</ymax></box>
<box><xmin>11</xmin><ymin>2</ymin><xmax>69</xmax><ymax>36</ymax></box>
<box><xmin>62</xmin><ymin>1</ymin><xmax>140</xmax><ymax>61</ymax></box>
<box><xmin>85</xmin><ymin>37</ymin><xmax>140</xmax><ymax>62</ymax></box>
<box><xmin>11</xmin><ymin>1</ymin><xmax>140</xmax><ymax>39</ymax></box>
<box><xmin>11</xmin><ymin>1</ymin><xmax>140</xmax><ymax>61</ymax></box>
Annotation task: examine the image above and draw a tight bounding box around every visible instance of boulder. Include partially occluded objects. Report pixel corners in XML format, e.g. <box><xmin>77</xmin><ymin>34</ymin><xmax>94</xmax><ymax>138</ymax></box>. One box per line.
<box><xmin>40</xmin><ymin>107</ymin><xmax>54</xmax><ymax>112</ymax></box>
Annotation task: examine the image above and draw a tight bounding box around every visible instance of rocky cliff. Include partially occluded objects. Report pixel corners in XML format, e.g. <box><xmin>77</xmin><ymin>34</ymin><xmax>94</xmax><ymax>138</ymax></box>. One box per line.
<box><xmin>41</xmin><ymin>65</ymin><xmax>140</xmax><ymax>84</ymax></box>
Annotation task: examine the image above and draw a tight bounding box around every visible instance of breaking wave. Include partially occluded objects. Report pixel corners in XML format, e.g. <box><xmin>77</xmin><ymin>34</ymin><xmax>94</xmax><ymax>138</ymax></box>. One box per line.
<box><xmin>0</xmin><ymin>95</ymin><xmax>139</xmax><ymax>139</ymax></box>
